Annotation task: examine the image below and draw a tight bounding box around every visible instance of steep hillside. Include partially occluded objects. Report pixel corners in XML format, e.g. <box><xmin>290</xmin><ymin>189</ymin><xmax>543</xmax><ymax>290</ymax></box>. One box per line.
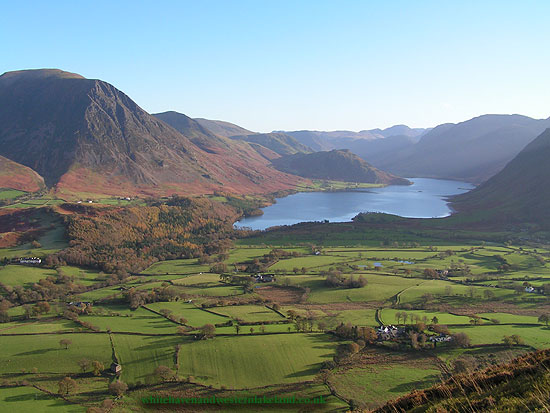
<box><xmin>451</xmin><ymin>128</ymin><xmax>550</xmax><ymax>226</ymax></box>
<box><xmin>0</xmin><ymin>155</ymin><xmax>45</xmax><ymax>192</ymax></box>
<box><xmin>375</xmin><ymin>115</ymin><xmax>550</xmax><ymax>183</ymax></box>
<box><xmin>0</xmin><ymin>69</ymin><xmax>303</xmax><ymax>198</ymax></box>
<box><xmin>194</xmin><ymin>118</ymin><xmax>253</xmax><ymax>137</ymax></box>
<box><xmin>230</xmin><ymin>132</ymin><xmax>312</xmax><ymax>157</ymax></box>
<box><xmin>153</xmin><ymin>111</ymin><xmax>233</xmax><ymax>152</ymax></box>
<box><xmin>271</xmin><ymin>149</ymin><xmax>410</xmax><ymax>185</ymax></box>
<box><xmin>375</xmin><ymin>349</ymin><xmax>550</xmax><ymax>413</ymax></box>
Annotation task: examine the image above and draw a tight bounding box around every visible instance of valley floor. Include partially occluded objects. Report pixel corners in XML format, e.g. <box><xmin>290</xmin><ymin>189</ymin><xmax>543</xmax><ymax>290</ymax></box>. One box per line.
<box><xmin>1</xmin><ymin>215</ymin><xmax>550</xmax><ymax>412</ymax></box>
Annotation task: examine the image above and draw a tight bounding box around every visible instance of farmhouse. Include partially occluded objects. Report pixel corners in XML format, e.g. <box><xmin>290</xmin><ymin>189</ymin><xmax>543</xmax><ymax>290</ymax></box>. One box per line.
<box><xmin>429</xmin><ymin>334</ymin><xmax>453</xmax><ymax>343</ymax></box>
<box><xmin>252</xmin><ymin>273</ymin><xmax>275</xmax><ymax>283</ymax></box>
<box><xmin>377</xmin><ymin>325</ymin><xmax>404</xmax><ymax>340</ymax></box>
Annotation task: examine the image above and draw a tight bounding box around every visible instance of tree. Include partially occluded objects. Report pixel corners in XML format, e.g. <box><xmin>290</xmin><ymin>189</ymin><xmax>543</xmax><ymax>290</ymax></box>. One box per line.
<box><xmin>154</xmin><ymin>365</ymin><xmax>175</xmax><ymax>382</ymax></box>
<box><xmin>431</xmin><ymin>316</ymin><xmax>439</xmax><ymax>325</ymax></box>
<box><xmin>250</xmin><ymin>327</ymin><xmax>255</xmax><ymax>334</ymax></box>
<box><xmin>503</xmin><ymin>335</ymin><xmax>524</xmax><ymax>347</ymax></box>
<box><xmin>78</xmin><ymin>358</ymin><xmax>91</xmax><ymax>373</ymax></box>
<box><xmin>199</xmin><ymin>324</ymin><xmax>216</xmax><ymax>339</ymax></box>
<box><xmin>58</xmin><ymin>376</ymin><xmax>77</xmax><ymax>395</ymax></box>
<box><xmin>469</xmin><ymin>315</ymin><xmax>482</xmax><ymax>325</ymax></box>
<box><xmin>538</xmin><ymin>314</ymin><xmax>550</xmax><ymax>327</ymax></box>
<box><xmin>395</xmin><ymin>312</ymin><xmax>402</xmax><ymax>325</ymax></box>
<box><xmin>402</xmin><ymin>312</ymin><xmax>408</xmax><ymax>325</ymax></box>
<box><xmin>451</xmin><ymin>332</ymin><xmax>471</xmax><ymax>348</ymax></box>
<box><xmin>59</xmin><ymin>339</ymin><xmax>72</xmax><ymax>350</ymax></box>
<box><xmin>92</xmin><ymin>360</ymin><xmax>104</xmax><ymax>376</ymax></box>
<box><xmin>234</xmin><ymin>324</ymin><xmax>241</xmax><ymax>335</ymax></box>
<box><xmin>260</xmin><ymin>324</ymin><xmax>266</xmax><ymax>334</ymax></box>
<box><xmin>34</xmin><ymin>301</ymin><xmax>51</xmax><ymax>315</ymax></box>
<box><xmin>108</xmin><ymin>380</ymin><xmax>128</xmax><ymax>396</ymax></box>
<box><xmin>358</xmin><ymin>326</ymin><xmax>377</xmax><ymax>343</ymax></box>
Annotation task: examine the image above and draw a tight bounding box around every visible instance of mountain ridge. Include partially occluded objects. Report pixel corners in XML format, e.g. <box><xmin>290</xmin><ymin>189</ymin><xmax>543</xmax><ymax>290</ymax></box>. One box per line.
<box><xmin>0</xmin><ymin>69</ymin><xmax>303</xmax><ymax>198</ymax></box>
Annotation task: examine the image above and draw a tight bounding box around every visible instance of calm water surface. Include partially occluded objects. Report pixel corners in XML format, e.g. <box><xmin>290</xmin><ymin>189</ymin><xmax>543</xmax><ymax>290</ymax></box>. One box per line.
<box><xmin>235</xmin><ymin>178</ymin><xmax>474</xmax><ymax>230</ymax></box>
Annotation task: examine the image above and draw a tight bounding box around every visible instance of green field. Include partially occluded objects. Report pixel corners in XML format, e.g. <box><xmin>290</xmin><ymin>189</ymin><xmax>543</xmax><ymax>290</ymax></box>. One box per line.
<box><xmin>0</xmin><ymin>265</ymin><xmax>56</xmax><ymax>287</ymax></box>
<box><xmin>0</xmin><ymin>333</ymin><xmax>112</xmax><ymax>374</ymax></box>
<box><xmin>146</xmin><ymin>302</ymin><xmax>229</xmax><ymax>326</ymax></box>
<box><xmin>80</xmin><ymin>307</ymin><xmax>178</xmax><ymax>334</ymax></box>
<box><xmin>305</xmin><ymin>273</ymin><xmax>421</xmax><ymax>303</ymax></box>
<box><xmin>142</xmin><ymin>258</ymin><xmax>210</xmax><ymax>275</ymax></box>
<box><xmin>112</xmin><ymin>334</ymin><xmax>180</xmax><ymax>386</ymax></box>
<box><xmin>0</xmin><ymin>189</ymin><xmax>26</xmax><ymax>200</ymax></box>
<box><xmin>213</xmin><ymin>304</ymin><xmax>284</xmax><ymax>322</ymax></box>
<box><xmin>178</xmin><ymin>333</ymin><xmax>338</xmax><ymax>388</ymax></box>
<box><xmin>0</xmin><ymin>386</ymin><xmax>79</xmax><ymax>412</ymax></box>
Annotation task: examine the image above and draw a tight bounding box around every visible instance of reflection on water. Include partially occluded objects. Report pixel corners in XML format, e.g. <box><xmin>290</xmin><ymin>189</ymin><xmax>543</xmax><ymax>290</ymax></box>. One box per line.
<box><xmin>235</xmin><ymin>178</ymin><xmax>474</xmax><ymax>230</ymax></box>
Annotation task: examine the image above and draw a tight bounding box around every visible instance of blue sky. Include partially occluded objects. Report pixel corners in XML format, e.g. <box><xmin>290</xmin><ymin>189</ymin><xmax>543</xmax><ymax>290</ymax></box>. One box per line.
<box><xmin>2</xmin><ymin>1</ymin><xmax>549</xmax><ymax>132</ymax></box>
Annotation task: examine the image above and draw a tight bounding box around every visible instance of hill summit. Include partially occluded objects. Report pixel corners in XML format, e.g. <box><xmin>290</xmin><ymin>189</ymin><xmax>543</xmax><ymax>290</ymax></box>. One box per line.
<box><xmin>271</xmin><ymin>149</ymin><xmax>410</xmax><ymax>185</ymax></box>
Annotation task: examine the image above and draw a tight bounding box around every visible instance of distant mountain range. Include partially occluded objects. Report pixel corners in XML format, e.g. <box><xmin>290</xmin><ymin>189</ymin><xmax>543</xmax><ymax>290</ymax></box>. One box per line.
<box><xmin>271</xmin><ymin>149</ymin><xmax>410</xmax><ymax>185</ymax></box>
<box><xmin>280</xmin><ymin>126</ymin><xmax>428</xmax><ymax>151</ymax></box>
<box><xmin>280</xmin><ymin>115</ymin><xmax>550</xmax><ymax>184</ymax></box>
<box><xmin>374</xmin><ymin>114</ymin><xmax>550</xmax><ymax>183</ymax></box>
<box><xmin>452</xmin><ymin>127</ymin><xmax>550</xmax><ymax>226</ymax></box>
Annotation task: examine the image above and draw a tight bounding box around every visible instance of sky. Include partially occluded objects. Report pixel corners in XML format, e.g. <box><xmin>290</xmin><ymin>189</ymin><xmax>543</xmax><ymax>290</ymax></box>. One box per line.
<box><xmin>2</xmin><ymin>0</ymin><xmax>549</xmax><ymax>132</ymax></box>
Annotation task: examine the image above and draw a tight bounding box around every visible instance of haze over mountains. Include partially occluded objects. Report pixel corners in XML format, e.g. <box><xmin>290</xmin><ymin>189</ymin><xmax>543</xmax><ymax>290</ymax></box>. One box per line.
<box><xmin>280</xmin><ymin>115</ymin><xmax>550</xmax><ymax>184</ymax></box>
<box><xmin>452</xmin><ymin>127</ymin><xmax>550</xmax><ymax>226</ymax></box>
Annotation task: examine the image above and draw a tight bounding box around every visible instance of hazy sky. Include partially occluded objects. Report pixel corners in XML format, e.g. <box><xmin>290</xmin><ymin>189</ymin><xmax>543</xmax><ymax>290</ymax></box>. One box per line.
<box><xmin>3</xmin><ymin>1</ymin><xmax>549</xmax><ymax>132</ymax></box>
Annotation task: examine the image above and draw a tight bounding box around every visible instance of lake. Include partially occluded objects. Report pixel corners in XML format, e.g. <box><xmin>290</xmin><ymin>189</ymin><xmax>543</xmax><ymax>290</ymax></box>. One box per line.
<box><xmin>235</xmin><ymin>178</ymin><xmax>475</xmax><ymax>230</ymax></box>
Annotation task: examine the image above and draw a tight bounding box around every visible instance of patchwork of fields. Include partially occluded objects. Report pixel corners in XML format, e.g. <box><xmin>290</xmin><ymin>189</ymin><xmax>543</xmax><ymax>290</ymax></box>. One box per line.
<box><xmin>1</xmin><ymin>222</ymin><xmax>550</xmax><ymax>412</ymax></box>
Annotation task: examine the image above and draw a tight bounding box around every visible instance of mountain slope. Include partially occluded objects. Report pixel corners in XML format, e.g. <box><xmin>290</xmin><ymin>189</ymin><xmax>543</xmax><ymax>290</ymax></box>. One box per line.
<box><xmin>271</xmin><ymin>149</ymin><xmax>410</xmax><ymax>185</ymax></box>
<box><xmin>0</xmin><ymin>155</ymin><xmax>45</xmax><ymax>192</ymax></box>
<box><xmin>375</xmin><ymin>349</ymin><xmax>550</xmax><ymax>413</ymax></box>
<box><xmin>451</xmin><ymin>128</ymin><xmax>550</xmax><ymax>225</ymax></box>
<box><xmin>375</xmin><ymin>115</ymin><xmax>550</xmax><ymax>183</ymax></box>
<box><xmin>194</xmin><ymin>118</ymin><xmax>253</xmax><ymax>137</ymax></box>
<box><xmin>0</xmin><ymin>69</ymin><xmax>303</xmax><ymax>198</ymax></box>
<box><xmin>230</xmin><ymin>132</ymin><xmax>312</xmax><ymax>157</ymax></box>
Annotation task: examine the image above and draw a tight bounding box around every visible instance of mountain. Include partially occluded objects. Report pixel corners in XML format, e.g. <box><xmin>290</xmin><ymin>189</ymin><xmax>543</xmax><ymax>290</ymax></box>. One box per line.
<box><xmin>194</xmin><ymin>118</ymin><xmax>253</xmax><ymax>138</ymax></box>
<box><xmin>335</xmin><ymin>134</ymin><xmax>418</xmax><ymax>166</ymax></box>
<box><xmin>275</xmin><ymin>130</ymin><xmax>334</xmax><ymax>151</ymax></box>
<box><xmin>229</xmin><ymin>132</ymin><xmax>312</xmax><ymax>157</ymax></box>
<box><xmin>282</xmin><ymin>125</ymin><xmax>428</xmax><ymax>154</ymax></box>
<box><xmin>368</xmin><ymin>124</ymin><xmax>429</xmax><ymax>139</ymax></box>
<box><xmin>271</xmin><ymin>149</ymin><xmax>410</xmax><ymax>185</ymax></box>
<box><xmin>0</xmin><ymin>155</ymin><xmax>45</xmax><ymax>192</ymax></box>
<box><xmin>374</xmin><ymin>115</ymin><xmax>550</xmax><ymax>183</ymax></box>
<box><xmin>451</xmin><ymin>128</ymin><xmax>550</xmax><ymax>226</ymax></box>
<box><xmin>0</xmin><ymin>69</ymin><xmax>302</xmax><ymax>198</ymax></box>
<box><xmin>153</xmin><ymin>111</ymin><xmax>233</xmax><ymax>152</ymax></box>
